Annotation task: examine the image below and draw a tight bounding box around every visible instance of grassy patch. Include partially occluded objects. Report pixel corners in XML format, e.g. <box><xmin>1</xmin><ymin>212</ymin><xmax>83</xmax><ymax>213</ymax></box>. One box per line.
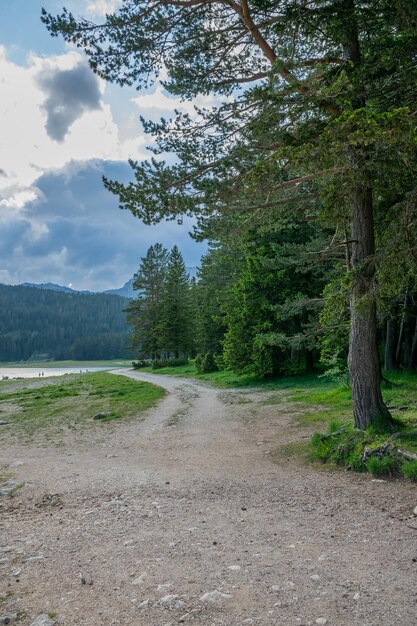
<box><xmin>0</xmin><ymin>372</ymin><xmax>164</xmax><ymax>441</ymax></box>
<box><xmin>311</xmin><ymin>420</ymin><xmax>417</xmax><ymax>479</ymax></box>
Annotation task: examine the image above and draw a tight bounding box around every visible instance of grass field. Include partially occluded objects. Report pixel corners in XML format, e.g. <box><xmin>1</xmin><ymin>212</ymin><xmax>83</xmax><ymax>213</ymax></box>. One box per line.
<box><xmin>0</xmin><ymin>371</ymin><xmax>164</xmax><ymax>441</ymax></box>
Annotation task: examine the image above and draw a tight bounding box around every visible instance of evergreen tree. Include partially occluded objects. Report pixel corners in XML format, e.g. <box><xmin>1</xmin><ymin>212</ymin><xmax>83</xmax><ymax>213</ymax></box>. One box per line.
<box><xmin>159</xmin><ymin>246</ymin><xmax>193</xmax><ymax>358</ymax></box>
<box><xmin>126</xmin><ymin>243</ymin><xmax>169</xmax><ymax>358</ymax></box>
<box><xmin>194</xmin><ymin>247</ymin><xmax>235</xmax><ymax>356</ymax></box>
<box><xmin>43</xmin><ymin>1</ymin><xmax>417</xmax><ymax>429</ymax></box>
<box><xmin>221</xmin><ymin>222</ymin><xmax>329</xmax><ymax>377</ymax></box>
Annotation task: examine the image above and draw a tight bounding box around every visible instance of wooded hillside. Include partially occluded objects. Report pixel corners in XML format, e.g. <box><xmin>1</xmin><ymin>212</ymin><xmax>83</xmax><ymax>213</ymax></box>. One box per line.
<box><xmin>0</xmin><ymin>284</ymin><xmax>131</xmax><ymax>361</ymax></box>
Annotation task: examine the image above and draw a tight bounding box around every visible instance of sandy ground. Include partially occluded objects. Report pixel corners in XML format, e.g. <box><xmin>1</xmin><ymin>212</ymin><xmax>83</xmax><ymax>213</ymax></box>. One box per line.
<box><xmin>1</xmin><ymin>369</ymin><xmax>416</xmax><ymax>626</ymax></box>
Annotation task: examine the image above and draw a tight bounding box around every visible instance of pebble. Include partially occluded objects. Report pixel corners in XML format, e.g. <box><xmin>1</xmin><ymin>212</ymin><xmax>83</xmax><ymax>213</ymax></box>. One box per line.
<box><xmin>11</xmin><ymin>569</ymin><xmax>21</xmax><ymax>577</ymax></box>
<box><xmin>80</xmin><ymin>573</ymin><xmax>93</xmax><ymax>586</ymax></box>
<box><xmin>0</xmin><ymin>482</ymin><xmax>20</xmax><ymax>496</ymax></box>
<box><xmin>93</xmin><ymin>412</ymin><xmax>112</xmax><ymax>420</ymax></box>
<box><xmin>156</xmin><ymin>583</ymin><xmax>171</xmax><ymax>593</ymax></box>
<box><xmin>155</xmin><ymin>594</ymin><xmax>178</xmax><ymax>607</ymax></box>
<box><xmin>353</xmin><ymin>592</ymin><xmax>360</xmax><ymax>600</ymax></box>
<box><xmin>174</xmin><ymin>600</ymin><xmax>186</xmax><ymax>610</ymax></box>
<box><xmin>413</xmin><ymin>505</ymin><xmax>417</xmax><ymax>517</ymax></box>
<box><xmin>315</xmin><ymin>619</ymin><xmax>327</xmax><ymax>625</ymax></box>
<box><xmin>1</xmin><ymin>616</ymin><xmax>17</xmax><ymax>625</ymax></box>
<box><xmin>137</xmin><ymin>600</ymin><xmax>149</xmax><ymax>609</ymax></box>
<box><xmin>29</xmin><ymin>616</ymin><xmax>56</xmax><ymax>626</ymax></box>
<box><xmin>23</xmin><ymin>555</ymin><xmax>44</xmax><ymax>563</ymax></box>
<box><xmin>178</xmin><ymin>609</ymin><xmax>200</xmax><ymax>622</ymax></box>
<box><xmin>200</xmin><ymin>590</ymin><xmax>232</xmax><ymax>603</ymax></box>
<box><xmin>228</xmin><ymin>565</ymin><xmax>241</xmax><ymax>571</ymax></box>
<box><xmin>310</xmin><ymin>575</ymin><xmax>320</xmax><ymax>581</ymax></box>
<box><xmin>272</xmin><ymin>586</ymin><xmax>282</xmax><ymax>593</ymax></box>
<box><xmin>132</xmin><ymin>572</ymin><xmax>148</xmax><ymax>585</ymax></box>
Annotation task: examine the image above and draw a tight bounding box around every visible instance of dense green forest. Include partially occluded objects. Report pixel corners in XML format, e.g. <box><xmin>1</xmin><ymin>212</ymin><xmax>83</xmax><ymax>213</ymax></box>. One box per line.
<box><xmin>129</xmin><ymin>240</ymin><xmax>417</xmax><ymax>379</ymax></box>
<box><xmin>44</xmin><ymin>1</ymin><xmax>417</xmax><ymax>430</ymax></box>
<box><xmin>0</xmin><ymin>285</ymin><xmax>132</xmax><ymax>361</ymax></box>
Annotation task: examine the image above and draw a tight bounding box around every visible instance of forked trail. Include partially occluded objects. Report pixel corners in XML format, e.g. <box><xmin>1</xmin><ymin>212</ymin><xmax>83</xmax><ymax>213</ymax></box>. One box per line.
<box><xmin>1</xmin><ymin>369</ymin><xmax>416</xmax><ymax>625</ymax></box>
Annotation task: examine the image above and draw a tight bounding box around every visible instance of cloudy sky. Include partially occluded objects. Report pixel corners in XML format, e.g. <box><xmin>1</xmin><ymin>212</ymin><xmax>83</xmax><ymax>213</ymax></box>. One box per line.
<box><xmin>0</xmin><ymin>0</ymin><xmax>206</xmax><ymax>291</ymax></box>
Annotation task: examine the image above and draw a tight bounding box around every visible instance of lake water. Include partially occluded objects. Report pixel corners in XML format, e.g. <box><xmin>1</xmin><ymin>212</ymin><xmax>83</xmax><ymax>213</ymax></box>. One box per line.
<box><xmin>0</xmin><ymin>366</ymin><xmax>114</xmax><ymax>380</ymax></box>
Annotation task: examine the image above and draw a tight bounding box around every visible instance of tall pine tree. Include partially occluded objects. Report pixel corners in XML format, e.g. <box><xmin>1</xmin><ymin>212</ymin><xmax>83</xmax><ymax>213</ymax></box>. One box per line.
<box><xmin>126</xmin><ymin>243</ymin><xmax>168</xmax><ymax>359</ymax></box>
<box><xmin>159</xmin><ymin>246</ymin><xmax>193</xmax><ymax>358</ymax></box>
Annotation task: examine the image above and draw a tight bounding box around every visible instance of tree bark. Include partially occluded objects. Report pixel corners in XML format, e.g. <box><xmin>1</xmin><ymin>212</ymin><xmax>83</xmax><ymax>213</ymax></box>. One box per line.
<box><xmin>340</xmin><ymin>0</ymin><xmax>393</xmax><ymax>430</ymax></box>
<box><xmin>347</xmin><ymin>185</ymin><xmax>393</xmax><ymax>430</ymax></box>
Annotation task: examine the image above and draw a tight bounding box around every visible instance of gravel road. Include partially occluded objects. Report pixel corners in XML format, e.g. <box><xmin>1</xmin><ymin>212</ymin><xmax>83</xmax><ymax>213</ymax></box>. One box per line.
<box><xmin>1</xmin><ymin>369</ymin><xmax>416</xmax><ymax>626</ymax></box>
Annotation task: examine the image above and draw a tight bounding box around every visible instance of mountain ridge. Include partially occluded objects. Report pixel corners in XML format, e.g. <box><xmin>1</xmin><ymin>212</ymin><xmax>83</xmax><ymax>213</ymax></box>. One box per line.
<box><xmin>19</xmin><ymin>279</ymin><xmax>135</xmax><ymax>299</ymax></box>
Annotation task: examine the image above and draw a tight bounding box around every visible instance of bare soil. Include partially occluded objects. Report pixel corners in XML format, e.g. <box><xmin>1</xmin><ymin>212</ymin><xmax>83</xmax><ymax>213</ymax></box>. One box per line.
<box><xmin>1</xmin><ymin>369</ymin><xmax>417</xmax><ymax>626</ymax></box>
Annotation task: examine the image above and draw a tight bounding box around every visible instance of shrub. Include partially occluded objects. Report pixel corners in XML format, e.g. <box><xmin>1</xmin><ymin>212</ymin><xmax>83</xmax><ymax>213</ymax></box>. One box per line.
<box><xmin>194</xmin><ymin>353</ymin><xmax>204</xmax><ymax>373</ymax></box>
<box><xmin>195</xmin><ymin>352</ymin><xmax>219</xmax><ymax>373</ymax></box>
<box><xmin>132</xmin><ymin>360</ymin><xmax>151</xmax><ymax>369</ymax></box>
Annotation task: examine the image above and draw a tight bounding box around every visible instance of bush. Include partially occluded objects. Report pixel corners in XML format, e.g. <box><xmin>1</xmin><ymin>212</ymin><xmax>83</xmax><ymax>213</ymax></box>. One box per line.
<box><xmin>151</xmin><ymin>358</ymin><xmax>189</xmax><ymax>369</ymax></box>
<box><xmin>195</xmin><ymin>352</ymin><xmax>219</xmax><ymax>373</ymax></box>
<box><xmin>132</xmin><ymin>360</ymin><xmax>151</xmax><ymax>369</ymax></box>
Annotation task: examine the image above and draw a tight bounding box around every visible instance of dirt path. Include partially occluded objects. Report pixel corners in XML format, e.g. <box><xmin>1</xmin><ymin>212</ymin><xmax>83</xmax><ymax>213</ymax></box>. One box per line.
<box><xmin>1</xmin><ymin>369</ymin><xmax>416</xmax><ymax>626</ymax></box>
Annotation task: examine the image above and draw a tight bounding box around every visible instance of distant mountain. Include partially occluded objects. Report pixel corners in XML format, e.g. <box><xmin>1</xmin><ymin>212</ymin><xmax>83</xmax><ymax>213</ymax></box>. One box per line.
<box><xmin>21</xmin><ymin>282</ymin><xmax>92</xmax><ymax>295</ymax></box>
<box><xmin>0</xmin><ymin>283</ymin><xmax>132</xmax><ymax>362</ymax></box>
<box><xmin>103</xmin><ymin>279</ymin><xmax>135</xmax><ymax>299</ymax></box>
<box><xmin>17</xmin><ymin>271</ymin><xmax>196</xmax><ymax>299</ymax></box>
<box><xmin>19</xmin><ymin>280</ymin><xmax>134</xmax><ymax>298</ymax></box>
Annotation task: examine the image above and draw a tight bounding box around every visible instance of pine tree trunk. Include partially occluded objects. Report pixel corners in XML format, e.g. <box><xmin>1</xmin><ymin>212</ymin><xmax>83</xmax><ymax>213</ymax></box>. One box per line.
<box><xmin>384</xmin><ymin>317</ymin><xmax>399</xmax><ymax>371</ymax></box>
<box><xmin>347</xmin><ymin>185</ymin><xmax>393</xmax><ymax>430</ymax></box>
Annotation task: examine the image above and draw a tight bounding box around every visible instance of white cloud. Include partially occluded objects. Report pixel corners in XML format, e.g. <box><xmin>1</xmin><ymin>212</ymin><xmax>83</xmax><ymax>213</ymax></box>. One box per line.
<box><xmin>86</xmin><ymin>0</ymin><xmax>121</xmax><ymax>15</ymax></box>
<box><xmin>0</xmin><ymin>45</ymin><xmax>147</xmax><ymax>206</ymax></box>
<box><xmin>0</xmin><ymin>187</ymin><xmax>41</xmax><ymax>210</ymax></box>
